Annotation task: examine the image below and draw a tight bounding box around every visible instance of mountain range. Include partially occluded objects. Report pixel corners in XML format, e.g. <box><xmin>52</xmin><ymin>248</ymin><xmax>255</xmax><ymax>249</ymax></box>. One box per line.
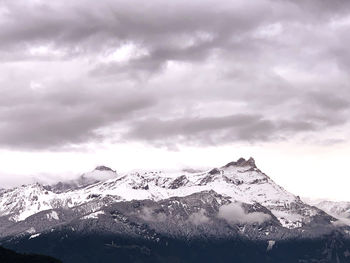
<box><xmin>0</xmin><ymin>158</ymin><xmax>349</xmax><ymax>262</ymax></box>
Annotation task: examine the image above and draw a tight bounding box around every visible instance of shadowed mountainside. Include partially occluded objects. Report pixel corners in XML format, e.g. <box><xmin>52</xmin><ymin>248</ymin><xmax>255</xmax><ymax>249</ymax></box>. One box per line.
<box><xmin>0</xmin><ymin>245</ymin><xmax>61</xmax><ymax>263</ymax></box>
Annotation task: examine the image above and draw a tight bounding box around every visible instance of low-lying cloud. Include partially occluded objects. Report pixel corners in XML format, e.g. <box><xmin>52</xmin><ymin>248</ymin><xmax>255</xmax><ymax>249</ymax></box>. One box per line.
<box><xmin>138</xmin><ymin>207</ymin><xmax>166</xmax><ymax>222</ymax></box>
<box><xmin>218</xmin><ymin>203</ymin><xmax>271</xmax><ymax>224</ymax></box>
<box><xmin>188</xmin><ymin>209</ymin><xmax>210</xmax><ymax>225</ymax></box>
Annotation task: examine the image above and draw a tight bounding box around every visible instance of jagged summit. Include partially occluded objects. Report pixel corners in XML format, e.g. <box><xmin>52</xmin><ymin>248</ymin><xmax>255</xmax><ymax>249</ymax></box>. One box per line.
<box><xmin>223</xmin><ymin>157</ymin><xmax>256</xmax><ymax>168</ymax></box>
<box><xmin>94</xmin><ymin>166</ymin><xmax>116</xmax><ymax>173</ymax></box>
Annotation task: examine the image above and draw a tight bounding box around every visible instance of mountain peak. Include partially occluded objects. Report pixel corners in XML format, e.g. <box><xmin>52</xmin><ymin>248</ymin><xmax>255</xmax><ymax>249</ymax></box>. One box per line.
<box><xmin>94</xmin><ymin>166</ymin><xmax>116</xmax><ymax>173</ymax></box>
<box><xmin>223</xmin><ymin>157</ymin><xmax>256</xmax><ymax>168</ymax></box>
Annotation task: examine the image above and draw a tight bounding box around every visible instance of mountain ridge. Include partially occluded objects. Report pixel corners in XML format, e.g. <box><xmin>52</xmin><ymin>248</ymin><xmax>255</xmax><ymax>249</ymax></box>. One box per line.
<box><xmin>1</xmin><ymin>157</ymin><xmax>350</xmax><ymax>262</ymax></box>
<box><xmin>0</xmin><ymin>157</ymin><xmax>344</xmax><ymax>229</ymax></box>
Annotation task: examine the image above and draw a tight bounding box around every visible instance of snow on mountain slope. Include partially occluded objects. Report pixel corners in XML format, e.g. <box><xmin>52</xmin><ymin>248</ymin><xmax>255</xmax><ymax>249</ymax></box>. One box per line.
<box><xmin>0</xmin><ymin>158</ymin><xmax>326</xmax><ymax>228</ymax></box>
<box><xmin>0</xmin><ymin>166</ymin><xmax>117</xmax><ymax>221</ymax></box>
<box><xmin>304</xmin><ymin>199</ymin><xmax>350</xmax><ymax>225</ymax></box>
<box><xmin>0</xmin><ymin>183</ymin><xmax>59</xmax><ymax>221</ymax></box>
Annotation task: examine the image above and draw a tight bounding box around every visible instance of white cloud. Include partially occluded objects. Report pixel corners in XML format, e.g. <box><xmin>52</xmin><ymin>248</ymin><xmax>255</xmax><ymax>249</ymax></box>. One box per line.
<box><xmin>188</xmin><ymin>209</ymin><xmax>210</xmax><ymax>225</ymax></box>
<box><xmin>138</xmin><ymin>207</ymin><xmax>166</xmax><ymax>222</ymax></box>
<box><xmin>102</xmin><ymin>43</ymin><xmax>149</xmax><ymax>63</ymax></box>
<box><xmin>218</xmin><ymin>202</ymin><xmax>271</xmax><ymax>224</ymax></box>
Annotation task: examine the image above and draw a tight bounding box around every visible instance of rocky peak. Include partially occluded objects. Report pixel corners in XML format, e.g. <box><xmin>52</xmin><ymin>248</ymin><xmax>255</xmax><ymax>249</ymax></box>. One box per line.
<box><xmin>246</xmin><ymin>157</ymin><xmax>256</xmax><ymax>167</ymax></box>
<box><xmin>208</xmin><ymin>168</ymin><xmax>221</xmax><ymax>175</ymax></box>
<box><xmin>223</xmin><ymin>157</ymin><xmax>256</xmax><ymax>168</ymax></box>
<box><xmin>94</xmin><ymin>166</ymin><xmax>116</xmax><ymax>173</ymax></box>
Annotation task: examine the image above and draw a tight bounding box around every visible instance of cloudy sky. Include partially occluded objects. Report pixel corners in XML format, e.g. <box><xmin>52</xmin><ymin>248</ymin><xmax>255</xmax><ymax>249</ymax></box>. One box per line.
<box><xmin>1</xmin><ymin>0</ymin><xmax>350</xmax><ymax>200</ymax></box>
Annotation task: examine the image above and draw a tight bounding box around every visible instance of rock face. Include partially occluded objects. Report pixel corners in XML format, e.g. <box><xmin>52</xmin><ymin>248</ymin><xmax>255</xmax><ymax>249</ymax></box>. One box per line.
<box><xmin>94</xmin><ymin>166</ymin><xmax>116</xmax><ymax>172</ymax></box>
<box><xmin>223</xmin><ymin>157</ymin><xmax>256</xmax><ymax>168</ymax></box>
<box><xmin>0</xmin><ymin>158</ymin><xmax>350</xmax><ymax>263</ymax></box>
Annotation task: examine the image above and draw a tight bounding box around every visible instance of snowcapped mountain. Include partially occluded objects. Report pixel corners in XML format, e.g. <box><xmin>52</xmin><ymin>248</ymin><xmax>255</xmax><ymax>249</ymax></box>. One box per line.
<box><xmin>0</xmin><ymin>157</ymin><xmax>328</xmax><ymax>228</ymax></box>
<box><xmin>1</xmin><ymin>157</ymin><xmax>350</xmax><ymax>263</ymax></box>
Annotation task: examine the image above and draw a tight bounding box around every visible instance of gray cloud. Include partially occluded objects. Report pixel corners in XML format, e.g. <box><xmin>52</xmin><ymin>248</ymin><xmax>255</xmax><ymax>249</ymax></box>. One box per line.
<box><xmin>0</xmin><ymin>0</ymin><xmax>350</xmax><ymax>150</ymax></box>
<box><xmin>307</xmin><ymin>92</ymin><xmax>350</xmax><ymax>111</ymax></box>
<box><xmin>124</xmin><ymin>114</ymin><xmax>326</xmax><ymax>147</ymax></box>
<box><xmin>0</xmin><ymin>81</ymin><xmax>155</xmax><ymax>149</ymax></box>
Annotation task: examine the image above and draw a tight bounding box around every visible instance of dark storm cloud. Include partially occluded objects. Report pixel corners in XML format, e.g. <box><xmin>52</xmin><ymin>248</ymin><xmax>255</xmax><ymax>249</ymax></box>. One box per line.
<box><xmin>0</xmin><ymin>0</ymin><xmax>350</xmax><ymax>149</ymax></box>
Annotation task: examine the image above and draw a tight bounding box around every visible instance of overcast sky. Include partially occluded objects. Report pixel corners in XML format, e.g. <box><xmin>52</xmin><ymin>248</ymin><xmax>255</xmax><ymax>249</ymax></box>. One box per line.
<box><xmin>1</xmin><ymin>0</ymin><xmax>350</xmax><ymax>200</ymax></box>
